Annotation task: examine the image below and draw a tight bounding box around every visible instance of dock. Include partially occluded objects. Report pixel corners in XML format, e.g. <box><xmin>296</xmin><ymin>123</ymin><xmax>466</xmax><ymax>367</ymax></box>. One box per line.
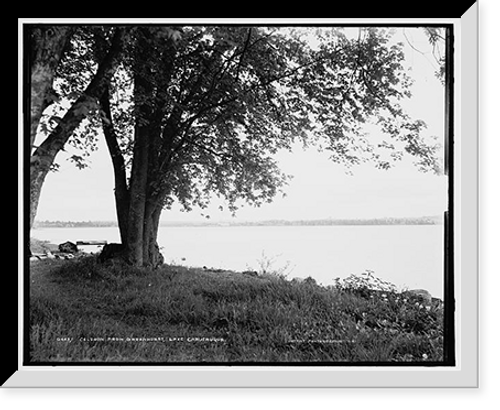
<box><xmin>76</xmin><ymin>240</ymin><xmax>108</xmax><ymax>246</ymax></box>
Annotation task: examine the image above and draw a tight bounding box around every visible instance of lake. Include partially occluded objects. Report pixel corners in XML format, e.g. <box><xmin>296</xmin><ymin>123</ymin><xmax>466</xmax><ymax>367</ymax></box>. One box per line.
<box><xmin>31</xmin><ymin>224</ymin><xmax>444</xmax><ymax>298</ymax></box>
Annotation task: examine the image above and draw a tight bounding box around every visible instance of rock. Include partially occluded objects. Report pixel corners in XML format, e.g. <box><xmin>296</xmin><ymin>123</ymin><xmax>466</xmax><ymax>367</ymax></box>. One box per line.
<box><xmin>98</xmin><ymin>243</ymin><xmax>126</xmax><ymax>263</ymax></box>
<box><xmin>303</xmin><ymin>276</ymin><xmax>317</xmax><ymax>286</ymax></box>
<box><xmin>204</xmin><ymin>267</ymin><xmax>225</xmax><ymax>273</ymax></box>
<box><xmin>407</xmin><ymin>289</ymin><xmax>432</xmax><ymax>304</ymax></box>
<box><xmin>242</xmin><ymin>270</ymin><xmax>259</xmax><ymax>277</ymax></box>
<box><xmin>58</xmin><ymin>241</ymin><xmax>79</xmax><ymax>254</ymax></box>
<box><xmin>292</xmin><ymin>276</ymin><xmax>318</xmax><ymax>286</ymax></box>
<box><xmin>431</xmin><ymin>297</ymin><xmax>443</xmax><ymax>305</ymax></box>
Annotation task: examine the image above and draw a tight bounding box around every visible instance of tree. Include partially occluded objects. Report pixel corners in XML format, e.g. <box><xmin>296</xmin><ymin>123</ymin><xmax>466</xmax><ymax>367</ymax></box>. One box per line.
<box><xmin>29</xmin><ymin>26</ymin><xmax>74</xmax><ymax>150</ymax></box>
<box><xmin>28</xmin><ymin>26</ymin><xmax>126</xmax><ymax>231</ymax></box>
<box><xmin>98</xmin><ymin>26</ymin><xmax>442</xmax><ymax>268</ymax></box>
<box><xmin>403</xmin><ymin>27</ymin><xmax>447</xmax><ymax>83</ymax></box>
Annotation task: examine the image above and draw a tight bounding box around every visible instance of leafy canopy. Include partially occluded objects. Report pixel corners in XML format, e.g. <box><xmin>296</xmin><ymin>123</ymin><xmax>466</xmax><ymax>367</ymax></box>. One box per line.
<box><xmin>51</xmin><ymin>26</ymin><xmax>444</xmax><ymax>214</ymax></box>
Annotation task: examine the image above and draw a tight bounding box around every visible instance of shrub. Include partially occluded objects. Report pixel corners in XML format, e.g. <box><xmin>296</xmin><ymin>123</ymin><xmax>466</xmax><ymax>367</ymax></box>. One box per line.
<box><xmin>335</xmin><ymin>270</ymin><xmax>398</xmax><ymax>294</ymax></box>
<box><xmin>251</xmin><ymin>251</ymin><xmax>294</xmax><ymax>279</ymax></box>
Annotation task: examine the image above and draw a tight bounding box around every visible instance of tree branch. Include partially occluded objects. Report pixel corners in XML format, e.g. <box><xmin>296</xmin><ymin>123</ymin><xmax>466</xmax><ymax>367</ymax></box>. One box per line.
<box><xmin>191</xmin><ymin>28</ymin><xmax>277</xmax><ymax>111</ymax></box>
<box><xmin>190</xmin><ymin>140</ymin><xmax>232</xmax><ymax>161</ymax></box>
<box><xmin>193</xmin><ymin>45</ymin><xmax>346</xmax><ymax>121</ymax></box>
<box><xmin>29</xmin><ymin>26</ymin><xmax>76</xmax><ymax>150</ymax></box>
<box><xmin>160</xmin><ymin>45</ymin><xmax>349</xmax><ymax>176</ymax></box>
<box><xmin>32</xmin><ymin>27</ymin><xmax>126</xmax><ymax>162</ymax></box>
<box><xmin>100</xmin><ymin>83</ymin><xmax>130</xmax><ymax>242</ymax></box>
<box><xmin>234</xmin><ymin>28</ymin><xmax>252</xmax><ymax>80</ymax></box>
<box><xmin>100</xmin><ymin>84</ymin><xmax>128</xmax><ymax>191</ymax></box>
<box><xmin>402</xmin><ymin>28</ymin><xmax>440</xmax><ymax>72</ymax></box>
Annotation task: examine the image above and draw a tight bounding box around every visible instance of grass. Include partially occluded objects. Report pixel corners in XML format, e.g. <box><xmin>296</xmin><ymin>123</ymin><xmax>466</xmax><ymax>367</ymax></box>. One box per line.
<box><xmin>28</xmin><ymin>255</ymin><xmax>444</xmax><ymax>363</ymax></box>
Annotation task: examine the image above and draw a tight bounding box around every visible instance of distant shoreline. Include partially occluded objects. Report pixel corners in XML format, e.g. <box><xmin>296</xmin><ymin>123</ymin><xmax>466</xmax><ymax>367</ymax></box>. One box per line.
<box><xmin>33</xmin><ymin>215</ymin><xmax>444</xmax><ymax>229</ymax></box>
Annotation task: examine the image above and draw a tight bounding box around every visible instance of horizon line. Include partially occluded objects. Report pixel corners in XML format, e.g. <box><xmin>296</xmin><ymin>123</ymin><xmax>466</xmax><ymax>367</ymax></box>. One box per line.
<box><xmin>32</xmin><ymin>215</ymin><xmax>444</xmax><ymax>227</ymax></box>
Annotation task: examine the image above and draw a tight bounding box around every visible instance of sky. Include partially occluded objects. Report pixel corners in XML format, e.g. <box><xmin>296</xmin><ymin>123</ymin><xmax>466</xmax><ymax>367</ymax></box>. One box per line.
<box><xmin>34</xmin><ymin>27</ymin><xmax>448</xmax><ymax>223</ymax></box>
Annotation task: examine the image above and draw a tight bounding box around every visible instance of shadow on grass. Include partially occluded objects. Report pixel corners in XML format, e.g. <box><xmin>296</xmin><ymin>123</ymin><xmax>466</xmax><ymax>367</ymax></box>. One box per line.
<box><xmin>28</xmin><ymin>256</ymin><xmax>444</xmax><ymax>363</ymax></box>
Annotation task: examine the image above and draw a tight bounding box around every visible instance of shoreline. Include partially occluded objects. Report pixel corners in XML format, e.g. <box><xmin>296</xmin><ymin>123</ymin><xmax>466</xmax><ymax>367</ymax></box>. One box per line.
<box><xmin>28</xmin><ymin>238</ymin><xmax>442</xmax><ymax>303</ymax></box>
<box><xmin>32</xmin><ymin>215</ymin><xmax>444</xmax><ymax>229</ymax></box>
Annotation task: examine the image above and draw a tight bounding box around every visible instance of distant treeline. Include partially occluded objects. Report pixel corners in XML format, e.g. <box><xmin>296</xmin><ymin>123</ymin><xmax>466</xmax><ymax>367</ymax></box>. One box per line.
<box><xmin>33</xmin><ymin>216</ymin><xmax>443</xmax><ymax>228</ymax></box>
<box><xmin>33</xmin><ymin>220</ymin><xmax>119</xmax><ymax>228</ymax></box>
<box><xmin>214</xmin><ymin>216</ymin><xmax>444</xmax><ymax>227</ymax></box>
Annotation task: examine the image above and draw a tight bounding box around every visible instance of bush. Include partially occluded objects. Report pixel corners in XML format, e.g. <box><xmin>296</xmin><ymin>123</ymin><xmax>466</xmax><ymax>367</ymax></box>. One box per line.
<box><xmin>335</xmin><ymin>270</ymin><xmax>398</xmax><ymax>294</ymax></box>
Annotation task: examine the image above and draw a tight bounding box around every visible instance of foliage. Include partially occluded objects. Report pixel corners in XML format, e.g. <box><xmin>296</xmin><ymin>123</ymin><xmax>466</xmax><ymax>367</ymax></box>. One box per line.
<box><xmin>29</xmin><ymin>258</ymin><xmax>443</xmax><ymax>363</ymax></box>
<box><xmin>335</xmin><ymin>269</ymin><xmax>399</xmax><ymax>294</ymax></box>
<box><xmin>34</xmin><ymin>26</ymin><xmax>113</xmax><ymax>170</ymax></box>
<box><xmin>30</xmin><ymin>25</ymin><xmax>445</xmax><ymax>242</ymax></box>
<box><xmin>423</xmin><ymin>27</ymin><xmax>447</xmax><ymax>83</ymax></box>
<box><xmin>30</xmin><ymin>26</ymin><xmax>445</xmax><ymax>233</ymax></box>
<box><xmin>100</xmin><ymin>26</ymin><xmax>443</xmax><ymax>215</ymax></box>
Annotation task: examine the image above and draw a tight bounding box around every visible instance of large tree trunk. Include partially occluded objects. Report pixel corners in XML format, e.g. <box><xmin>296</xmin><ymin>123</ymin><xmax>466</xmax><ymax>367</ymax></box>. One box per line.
<box><xmin>29</xmin><ymin>152</ymin><xmax>54</xmax><ymax>236</ymax></box>
<box><xmin>99</xmin><ymin>28</ymin><xmax>174</xmax><ymax>269</ymax></box>
<box><xmin>143</xmin><ymin>203</ymin><xmax>164</xmax><ymax>268</ymax></box>
<box><xmin>126</xmin><ymin>122</ymin><xmax>149</xmax><ymax>266</ymax></box>
<box><xmin>112</xmin><ymin>151</ymin><xmax>165</xmax><ymax>268</ymax></box>
<box><xmin>28</xmin><ymin>26</ymin><xmax>74</xmax><ymax>231</ymax></box>
<box><xmin>100</xmin><ymin>81</ymin><xmax>165</xmax><ymax>269</ymax></box>
<box><xmin>28</xmin><ymin>26</ymin><xmax>74</xmax><ymax>150</ymax></box>
<box><xmin>29</xmin><ymin>27</ymin><xmax>125</xmax><ymax>231</ymax></box>
<box><xmin>29</xmin><ymin>89</ymin><xmax>96</xmax><ymax>230</ymax></box>
<box><xmin>123</xmin><ymin>148</ymin><xmax>164</xmax><ymax>268</ymax></box>
<box><xmin>124</xmin><ymin>36</ymin><xmax>165</xmax><ymax>268</ymax></box>
<box><xmin>100</xmin><ymin>85</ymin><xmax>130</xmax><ymax>244</ymax></box>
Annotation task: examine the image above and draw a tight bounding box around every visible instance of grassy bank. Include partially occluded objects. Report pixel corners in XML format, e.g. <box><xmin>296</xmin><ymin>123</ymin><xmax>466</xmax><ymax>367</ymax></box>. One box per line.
<box><xmin>29</xmin><ymin>256</ymin><xmax>444</xmax><ymax>363</ymax></box>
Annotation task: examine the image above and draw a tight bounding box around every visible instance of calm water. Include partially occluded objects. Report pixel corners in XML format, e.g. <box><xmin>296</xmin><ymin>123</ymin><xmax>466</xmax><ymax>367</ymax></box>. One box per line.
<box><xmin>31</xmin><ymin>225</ymin><xmax>444</xmax><ymax>298</ymax></box>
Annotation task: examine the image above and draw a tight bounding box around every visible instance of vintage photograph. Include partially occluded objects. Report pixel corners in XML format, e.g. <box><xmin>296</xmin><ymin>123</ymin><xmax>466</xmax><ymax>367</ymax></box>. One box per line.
<box><xmin>26</xmin><ymin>23</ymin><xmax>452</xmax><ymax>365</ymax></box>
